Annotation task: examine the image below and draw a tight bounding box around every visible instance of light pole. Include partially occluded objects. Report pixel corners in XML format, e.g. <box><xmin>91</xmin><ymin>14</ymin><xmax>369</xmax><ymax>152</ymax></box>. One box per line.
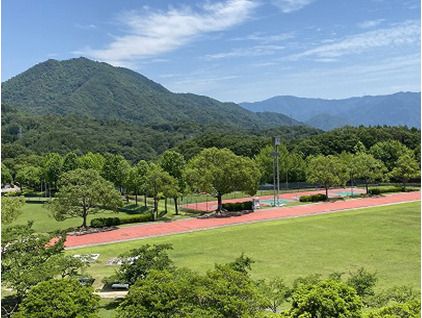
<box><xmin>273</xmin><ymin>136</ymin><xmax>281</xmax><ymax>206</ymax></box>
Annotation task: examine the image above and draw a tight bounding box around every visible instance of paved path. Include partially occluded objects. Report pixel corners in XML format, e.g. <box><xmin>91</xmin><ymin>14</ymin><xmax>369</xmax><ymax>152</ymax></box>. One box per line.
<box><xmin>65</xmin><ymin>191</ymin><xmax>420</xmax><ymax>249</ymax></box>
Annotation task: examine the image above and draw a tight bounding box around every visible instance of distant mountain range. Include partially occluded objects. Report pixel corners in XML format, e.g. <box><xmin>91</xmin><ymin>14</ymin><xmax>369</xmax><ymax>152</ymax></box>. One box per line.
<box><xmin>1</xmin><ymin>57</ymin><xmax>301</xmax><ymax>130</ymax></box>
<box><xmin>240</xmin><ymin>92</ymin><xmax>421</xmax><ymax>130</ymax></box>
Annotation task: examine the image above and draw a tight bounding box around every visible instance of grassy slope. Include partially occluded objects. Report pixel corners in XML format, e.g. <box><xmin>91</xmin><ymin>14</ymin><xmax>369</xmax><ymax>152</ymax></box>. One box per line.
<box><xmin>69</xmin><ymin>202</ymin><xmax>420</xmax><ymax>291</ymax></box>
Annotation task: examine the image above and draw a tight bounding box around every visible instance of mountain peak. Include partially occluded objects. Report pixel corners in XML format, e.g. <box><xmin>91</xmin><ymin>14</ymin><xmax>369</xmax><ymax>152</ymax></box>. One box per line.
<box><xmin>2</xmin><ymin>57</ymin><xmax>303</xmax><ymax>130</ymax></box>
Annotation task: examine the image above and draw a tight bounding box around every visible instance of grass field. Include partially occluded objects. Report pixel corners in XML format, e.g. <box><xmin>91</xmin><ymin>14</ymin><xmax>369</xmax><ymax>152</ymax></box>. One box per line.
<box><xmin>68</xmin><ymin>201</ymin><xmax>421</xmax><ymax>292</ymax></box>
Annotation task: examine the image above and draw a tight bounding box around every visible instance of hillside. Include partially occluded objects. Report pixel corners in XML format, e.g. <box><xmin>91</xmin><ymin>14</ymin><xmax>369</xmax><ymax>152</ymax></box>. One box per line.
<box><xmin>240</xmin><ymin>92</ymin><xmax>421</xmax><ymax>130</ymax></box>
<box><xmin>1</xmin><ymin>57</ymin><xmax>301</xmax><ymax>129</ymax></box>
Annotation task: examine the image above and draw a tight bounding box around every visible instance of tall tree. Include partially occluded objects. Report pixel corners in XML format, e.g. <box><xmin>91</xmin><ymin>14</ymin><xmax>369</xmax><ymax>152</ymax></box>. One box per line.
<box><xmin>43</xmin><ymin>153</ymin><xmax>63</xmax><ymax>196</ymax></box>
<box><xmin>390</xmin><ymin>153</ymin><xmax>420</xmax><ymax>190</ymax></box>
<box><xmin>62</xmin><ymin>152</ymin><xmax>79</xmax><ymax>172</ymax></box>
<box><xmin>144</xmin><ymin>164</ymin><xmax>177</xmax><ymax>220</ymax></box>
<box><xmin>353</xmin><ymin>152</ymin><xmax>387</xmax><ymax>194</ymax></box>
<box><xmin>185</xmin><ymin>148</ymin><xmax>261</xmax><ymax>212</ymax></box>
<box><xmin>306</xmin><ymin>155</ymin><xmax>348</xmax><ymax>198</ymax></box>
<box><xmin>15</xmin><ymin>165</ymin><xmax>42</xmax><ymax>190</ymax></box>
<box><xmin>49</xmin><ymin>169</ymin><xmax>122</xmax><ymax>227</ymax></box>
<box><xmin>102</xmin><ymin>154</ymin><xmax>130</xmax><ymax>194</ymax></box>
<box><xmin>159</xmin><ymin>150</ymin><xmax>187</xmax><ymax>215</ymax></box>
<box><xmin>369</xmin><ymin>140</ymin><xmax>412</xmax><ymax>171</ymax></box>
<box><xmin>125</xmin><ymin>160</ymin><xmax>149</xmax><ymax>206</ymax></box>
<box><xmin>77</xmin><ymin>152</ymin><xmax>105</xmax><ymax>172</ymax></box>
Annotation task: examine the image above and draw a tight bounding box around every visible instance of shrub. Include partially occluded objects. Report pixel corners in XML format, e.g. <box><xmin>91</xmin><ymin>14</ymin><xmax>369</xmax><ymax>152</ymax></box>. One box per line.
<box><xmin>299</xmin><ymin>194</ymin><xmax>327</xmax><ymax>202</ymax></box>
<box><xmin>367</xmin><ymin>186</ymin><xmax>418</xmax><ymax>195</ymax></box>
<box><xmin>90</xmin><ymin>214</ymin><xmax>153</xmax><ymax>228</ymax></box>
<box><xmin>222</xmin><ymin>201</ymin><xmax>253</xmax><ymax>212</ymax></box>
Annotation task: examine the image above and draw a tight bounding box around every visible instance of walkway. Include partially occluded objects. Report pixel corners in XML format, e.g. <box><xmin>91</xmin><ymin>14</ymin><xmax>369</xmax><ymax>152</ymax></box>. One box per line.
<box><xmin>65</xmin><ymin>191</ymin><xmax>420</xmax><ymax>249</ymax></box>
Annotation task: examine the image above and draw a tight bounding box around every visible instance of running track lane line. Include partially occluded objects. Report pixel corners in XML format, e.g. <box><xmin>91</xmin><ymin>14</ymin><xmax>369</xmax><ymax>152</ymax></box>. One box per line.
<box><xmin>65</xmin><ymin>191</ymin><xmax>420</xmax><ymax>249</ymax></box>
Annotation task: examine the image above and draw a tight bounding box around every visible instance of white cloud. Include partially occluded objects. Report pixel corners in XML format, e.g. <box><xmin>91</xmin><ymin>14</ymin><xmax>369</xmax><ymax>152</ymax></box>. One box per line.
<box><xmin>232</xmin><ymin>32</ymin><xmax>294</xmax><ymax>43</ymax></box>
<box><xmin>205</xmin><ymin>44</ymin><xmax>285</xmax><ymax>59</ymax></box>
<box><xmin>271</xmin><ymin>0</ymin><xmax>315</xmax><ymax>13</ymax></box>
<box><xmin>79</xmin><ymin>0</ymin><xmax>257</xmax><ymax>65</ymax></box>
<box><xmin>357</xmin><ymin>19</ymin><xmax>384</xmax><ymax>29</ymax></box>
<box><xmin>290</xmin><ymin>20</ymin><xmax>420</xmax><ymax>59</ymax></box>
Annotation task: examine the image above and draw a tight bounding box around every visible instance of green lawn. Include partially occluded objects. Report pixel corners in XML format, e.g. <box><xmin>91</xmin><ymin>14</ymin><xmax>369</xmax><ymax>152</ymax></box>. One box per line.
<box><xmin>68</xmin><ymin>201</ymin><xmax>421</xmax><ymax>292</ymax></box>
<box><xmin>6</xmin><ymin>202</ymin><xmax>163</xmax><ymax>233</ymax></box>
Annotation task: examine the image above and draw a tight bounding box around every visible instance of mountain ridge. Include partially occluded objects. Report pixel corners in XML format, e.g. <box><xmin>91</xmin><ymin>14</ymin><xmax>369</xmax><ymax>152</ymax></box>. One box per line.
<box><xmin>1</xmin><ymin>57</ymin><xmax>303</xmax><ymax>130</ymax></box>
<box><xmin>240</xmin><ymin>92</ymin><xmax>421</xmax><ymax>130</ymax></box>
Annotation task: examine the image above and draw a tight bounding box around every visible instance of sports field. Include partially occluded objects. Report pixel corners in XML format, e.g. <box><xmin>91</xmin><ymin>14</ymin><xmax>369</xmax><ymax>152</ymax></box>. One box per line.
<box><xmin>68</xmin><ymin>201</ymin><xmax>421</xmax><ymax>291</ymax></box>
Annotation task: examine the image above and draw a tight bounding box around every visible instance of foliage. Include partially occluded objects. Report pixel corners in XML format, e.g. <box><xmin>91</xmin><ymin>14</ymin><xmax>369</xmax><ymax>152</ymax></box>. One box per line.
<box><xmin>15</xmin><ymin>165</ymin><xmax>42</xmax><ymax>190</ymax></box>
<box><xmin>102</xmin><ymin>154</ymin><xmax>130</xmax><ymax>191</ymax></box>
<box><xmin>288</xmin><ymin>278</ymin><xmax>362</xmax><ymax>318</ymax></box>
<box><xmin>259</xmin><ymin>278</ymin><xmax>290</xmax><ymax>313</ymax></box>
<box><xmin>306</xmin><ymin>155</ymin><xmax>348</xmax><ymax>196</ymax></box>
<box><xmin>299</xmin><ymin>193</ymin><xmax>327</xmax><ymax>202</ymax></box>
<box><xmin>111</xmin><ymin>244</ymin><xmax>175</xmax><ymax>285</ymax></box>
<box><xmin>2</xmin><ymin>163</ymin><xmax>13</xmax><ymax>184</ymax></box>
<box><xmin>90</xmin><ymin>213</ymin><xmax>153</xmax><ymax>228</ymax></box>
<box><xmin>369</xmin><ymin>140</ymin><xmax>413</xmax><ymax>171</ymax></box>
<box><xmin>346</xmin><ymin>267</ymin><xmax>377</xmax><ymax>299</ymax></box>
<box><xmin>49</xmin><ymin>169</ymin><xmax>122</xmax><ymax>227</ymax></box>
<box><xmin>144</xmin><ymin>163</ymin><xmax>177</xmax><ymax>217</ymax></box>
<box><xmin>1</xmin><ymin>196</ymin><xmax>25</xmax><ymax>224</ymax></box>
<box><xmin>62</xmin><ymin>152</ymin><xmax>79</xmax><ymax>172</ymax></box>
<box><xmin>389</xmin><ymin>153</ymin><xmax>420</xmax><ymax>187</ymax></box>
<box><xmin>12</xmin><ymin>279</ymin><xmax>100</xmax><ymax>318</ymax></box>
<box><xmin>1</xmin><ymin>223</ymin><xmax>75</xmax><ymax>299</ymax></box>
<box><xmin>185</xmin><ymin>147</ymin><xmax>261</xmax><ymax>211</ymax></box>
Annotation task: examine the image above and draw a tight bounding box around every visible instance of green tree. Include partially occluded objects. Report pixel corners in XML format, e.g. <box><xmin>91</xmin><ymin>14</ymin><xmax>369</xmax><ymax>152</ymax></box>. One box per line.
<box><xmin>390</xmin><ymin>153</ymin><xmax>420</xmax><ymax>190</ymax></box>
<box><xmin>77</xmin><ymin>152</ymin><xmax>105</xmax><ymax>172</ymax></box>
<box><xmin>43</xmin><ymin>153</ymin><xmax>63</xmax><ymax>196</ymax></box>
<box><xmin>102</xmin><ymin>154</ymin><xmax>130</xmax><ymax>194</ymax></box>
<box><xmin>306</xmin><ymin>155</ymin><xmax>348</xmax><ymax>198</ymax></box>
<box><xmin>49</xmin><ymin>169</ymin><xmax>122</xmax><ymax>228</ymax></box>
<box><xmin>259</xmin><ymin>278</ymin><xmax>289</xmax><ymax>313</ymax></box>
<box><xmin>144</xmin><ymin>164</ymin><xmax>177</xmax><ymax>220</ymax></box>
<box><xmin>111</xmin><ymin>244</ymin><xmax>175</xmax><ymax>285</ymax></box>
<box><xmin>159</xmin><ymin>150</ymin><xmax>187</xmax><ymax>215</ymax></box>
<box><xmin>1</xmin><ymin>196</ymin><xmax>25</xmax><ymax>224</ymax></box>
<box><xmin>366</xmin><ymin>300</ymin><xmax>421</xmax><ymax>318</ymax></box>
<box><xmin>346</xmin><ymin>268</ymin><xmax>377</xmax><ymax>300</ymax></box>
<box><xmin>369</xmin><ymin>141</ymin><xmax>412</xmax><ymax>171</ymax></box>
<box><xmin>15</xmin><ymin>165</ymin><xmax>42</xmax><ymax>190</ymax></box>
<box><xmin>288</xmin><ymin>279</ymin><xmax>362</xmax><ymax>318</ymax></box>
<box><xmin>353</xmin><ymin>152</ymin><xmax>387</xmax><ymax>194</ymax></box>
<box><xmin>2</xmin><ymin>163</ymin><xmax>13</xmax><ymax>185</ymax></box>
<box><xmin>13</xmin><ymin>279</ymin><xmax>100</xmax><ymax>318</ymax></box>
<box><xmin>126</xmin><ymin>160</ymin><xmax>149</xmax><ymax>206</ymax></box>
<box><xmin>185</xmin><ymin>148</ymin><xmax>261</xmax><ymax>212</ymax></box>
<box><xmin>62</xmin><ymin>152</ymin><xmax>80</xmax><ymax>172</ymax></box>
<box><xmin>2</xmin><ymin>223</ymin><xmax>70</xmax><ymax>300</ymax></box>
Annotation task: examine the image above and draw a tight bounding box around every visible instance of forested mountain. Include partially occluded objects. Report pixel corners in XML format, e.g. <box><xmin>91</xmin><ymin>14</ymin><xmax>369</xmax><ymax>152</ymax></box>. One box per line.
<box><xmin>1</xmin><ymin>57</ymin><xmax>301</xmax><ymax>129</ymax></box>
<box><xmin>1</xmin><ymin>105</ymin><xmax>320</xmax><ymax>162</ymax></box>
<box><xmin>240</xmin><ymin>92</ymin><xmax>421</xmax><ymax>130</ymax></box>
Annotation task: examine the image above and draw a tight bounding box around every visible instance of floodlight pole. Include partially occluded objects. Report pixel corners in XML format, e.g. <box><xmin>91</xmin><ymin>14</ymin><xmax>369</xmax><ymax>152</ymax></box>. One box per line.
<box><xmin>273</xmin><ymin>136</ymin><xmax>281</xmax><ymax>206</ymax></box>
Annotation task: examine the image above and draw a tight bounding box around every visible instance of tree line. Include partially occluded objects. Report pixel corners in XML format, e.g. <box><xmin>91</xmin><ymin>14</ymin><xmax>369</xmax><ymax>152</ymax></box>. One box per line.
<box><xmin>2</xmin><ymin>137</ymin><xmax>420</xmax><ymax>229</ymax></box>
<box><xmin>4</xmin><ymin>240</ymin><xmax>420</xmax><ymax>317</ymax></box>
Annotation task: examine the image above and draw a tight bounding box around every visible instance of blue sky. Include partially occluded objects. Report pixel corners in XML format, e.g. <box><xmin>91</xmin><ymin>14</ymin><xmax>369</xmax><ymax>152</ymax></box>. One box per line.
<box><xmin>2</xmin><ymin>0</ymin><xmax>421</xmax><ymax>102</ymax></box>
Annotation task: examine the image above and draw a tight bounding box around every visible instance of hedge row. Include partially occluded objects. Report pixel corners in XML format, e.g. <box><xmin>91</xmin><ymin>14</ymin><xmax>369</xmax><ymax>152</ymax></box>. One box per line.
<box><xmin>299</xmin><ymin>193</ymin><xmax>327</xmax><ymax>202</ymax></box>
<box><xmin>367</xmin><ymin>186</ymin><xmax>419</xmax><ymax>195</ymax></box>
<box><xmin>90</xmin><ymin>213</ymin><xmax>153</xmax><ymax>228</ymax></box>
<box><xmin>222</xmin><ymin>201</ymin><xmax>253</xmax><ymax>212</ymax></box>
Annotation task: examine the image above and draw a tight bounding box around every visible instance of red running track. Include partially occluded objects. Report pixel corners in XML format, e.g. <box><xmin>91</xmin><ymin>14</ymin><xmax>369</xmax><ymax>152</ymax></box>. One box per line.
<box><xmin>65</xmin><ymin>191</ymin><xmax>420</xmax><ymax>249</ymax></box>
<box><xmin>182</xmin><ymin>188</ymin><xmax>367</xmax><ymax>212</ymax></box>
